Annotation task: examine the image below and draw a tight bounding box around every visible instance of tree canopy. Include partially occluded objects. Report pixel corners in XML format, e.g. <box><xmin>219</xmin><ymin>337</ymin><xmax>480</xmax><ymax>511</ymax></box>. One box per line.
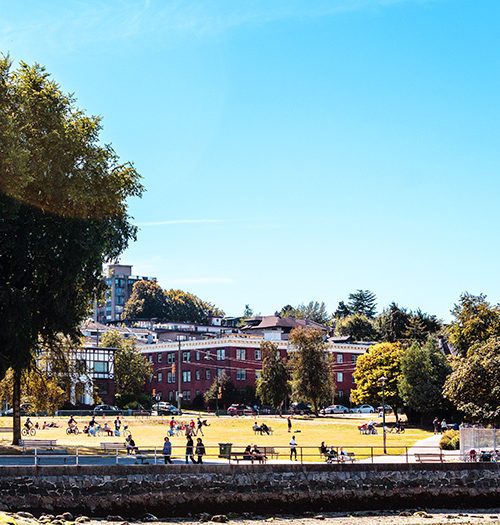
<box><xmin>347</xmin><ymin>290</ymin><xmax>377</xmax><ymax>318</ymax></box>
<box><xmin>448</xmin><ymin>293</ymin><xmax>500</xmax><ymax>356</ymax></box>
<box><xmin>279</xmin><ymin>301</ymin><xmax>331</xmax><ymax>325</ymax></box>
<box><xmin>0</xmin><ymin>58</ymin><xmax>142</xmax><ymax>441</ymax></box>
<box><xmin>289</xmin><ymin>327</ymin><xmax>334</xmax><ymax>412</ymax></box>
<box><xmin>256</xmin><ymin>341</ymin><xmax>289</xmax><ymax>411</ymax></box>
<box><xmin>351</xmin><ymin>342</ymin><xmax>404</xmax><ymax>411</ymax></box>
<box><xmin>443</xmin><ymin>337</ymin><xmax>500</xmax><ymax>424</ymax></box>
<box><xmin>335</xmin><ymin>313</ymin><xmax>377</xmax><ymax>341</ymax></box>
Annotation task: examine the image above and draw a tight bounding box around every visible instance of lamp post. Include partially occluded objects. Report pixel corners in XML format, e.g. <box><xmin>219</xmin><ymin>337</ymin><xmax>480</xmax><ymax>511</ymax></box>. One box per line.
<box><xmin>378</xmin><ymin>375</ymin><xmax>387</xmax><ymax>454</ymax></box>
<box><xmin>177</xmin><ymin>336</ymin><xmax>186</xmax><ymax>414</ymax></box>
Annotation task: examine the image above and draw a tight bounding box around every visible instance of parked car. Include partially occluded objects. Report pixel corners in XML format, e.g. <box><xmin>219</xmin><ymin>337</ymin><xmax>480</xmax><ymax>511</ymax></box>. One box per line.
<box><xmin>290</xmin><ymin>402</ymin><xmax>312</xmax><ymax>415</ymax></box>
<box><xmin>321</xmin><ymin>404</ymin><xmax>351</xmax><ymax>414</ymax></box>
<box><xmin>352</xmin><ymin>404</ymin><xmax>376</xmax><ymax>414</ymax></box>
<box><xmin>151</xmin><ymin>402</ymin><xmax>180</xmax><ymax>416</ymax></box>
<box><xmin>93</xmin><ymin>404</ymin><xmax>120</xmax><ymax>415</ymax></box>
<box><xmin>256</xmin><ymin>405</ymin><xmax>275</xmax><ymax>415</ymax></box>
<box><xmin>227</xmin><ymin>404</ymin><xmax>256</xmax><ymax>416</ymax></box>
<box><xmin>376</xmin><ymin>404</ymin><xmax>393</xmax><ymax>413</ymax></box>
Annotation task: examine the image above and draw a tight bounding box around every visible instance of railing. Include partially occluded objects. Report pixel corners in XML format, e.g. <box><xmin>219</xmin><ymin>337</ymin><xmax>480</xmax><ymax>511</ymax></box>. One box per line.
<box><xmin>0</xmin><ymin>445</ymin><xmax>498</xmax><ymax>467</ymax></box>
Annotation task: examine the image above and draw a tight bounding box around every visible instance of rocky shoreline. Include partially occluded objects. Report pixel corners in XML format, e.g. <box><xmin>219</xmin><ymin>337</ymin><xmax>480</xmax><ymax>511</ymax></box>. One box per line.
<box><xmin>2</xmin><ymin>509</ymin><xmax>500</xmax><ymax>525</ymax></box>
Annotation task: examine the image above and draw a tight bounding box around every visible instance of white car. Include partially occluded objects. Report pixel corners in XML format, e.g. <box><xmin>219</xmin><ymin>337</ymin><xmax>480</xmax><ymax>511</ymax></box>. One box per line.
<box><xmin>352</xmin><ymin>404</ymin><xmax>376</xmax><ymax>414</ymax></box>
<box><xmin>322</xmin><ymin>404</ymin><xmax>351</xmax><ymax>414</ymax></box>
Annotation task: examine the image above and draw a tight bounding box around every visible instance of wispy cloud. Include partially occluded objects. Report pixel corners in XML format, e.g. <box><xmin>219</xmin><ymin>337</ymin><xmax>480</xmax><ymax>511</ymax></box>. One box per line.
<box><xmin>170</xmin><ymin>277</ymin><xmax>234</xmax><ymax>285</ymax></box>
<box><xmin>136</xmin><ymin>219</ymin><xmax>231</xmax><ymax>227</ymax></box>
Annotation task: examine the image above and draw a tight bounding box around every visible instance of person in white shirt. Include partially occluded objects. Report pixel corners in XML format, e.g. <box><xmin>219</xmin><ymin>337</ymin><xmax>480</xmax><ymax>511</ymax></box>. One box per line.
<box><xmin>289</xmin><ymin>435</ymin><xmax>297</xmax><ymax>461</ymax></box>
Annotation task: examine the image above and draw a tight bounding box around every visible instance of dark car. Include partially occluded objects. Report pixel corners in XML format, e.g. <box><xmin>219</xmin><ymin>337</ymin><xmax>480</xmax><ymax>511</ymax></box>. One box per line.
<box><xmin>152</xmin><ymin>402</ymin><xmax>180</xmax><ymax>416</ymax></box>
<box><xmin>290</xmin><ymin>402</ymin><xmax>312</xmax><ymax>415</ymax></box>
<box><xmin>227</xmin><ymin>404</ymin><xmax>256</xmax><ymax>416</ymax></box>
<box><xmin>93</xmin><ymin>404</ymin><xmax>121</xmax><ymax>415</ymax></box>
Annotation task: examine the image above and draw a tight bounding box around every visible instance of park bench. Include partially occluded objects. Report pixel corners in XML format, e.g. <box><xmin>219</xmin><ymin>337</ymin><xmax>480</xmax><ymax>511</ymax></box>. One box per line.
<box><xmin>19</xmin><ymin>439</ymin><xmax>58</xmax><ymax>451</ymax></box>
<box><xmin>253</xmin><ymin>426</ymin><xmax>274</xmax><ymax>436</ymax></box>
<box><xmin>101</xmin><ymin>442</ymin><xmax>125</xmax><ymax>452</ymax></box>
<box><xmin>262</xmin><ymin>446</ymin><xmax>279</xmax><ymax>459</ymax></box>
<box><xmin>415</xmin><ymin>452</ymin><xmax>444</xmax><ymax>463</ymax></box>
<box><xmin>0</xmin><ymin>427</ymin><xmax>13</xmax><ymax>434</ymax></box>
<box><xmin>229</xmin><ymin>450</ymin><xmax>267</xmax><ymax>464</ymax></box>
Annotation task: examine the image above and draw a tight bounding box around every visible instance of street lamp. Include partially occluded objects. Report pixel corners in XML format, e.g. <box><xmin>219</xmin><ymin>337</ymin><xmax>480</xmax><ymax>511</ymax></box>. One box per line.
<box><xmin>378</xmin><ymin>375</ymin><xmax>387</xmax><ymax>454</ymax></box>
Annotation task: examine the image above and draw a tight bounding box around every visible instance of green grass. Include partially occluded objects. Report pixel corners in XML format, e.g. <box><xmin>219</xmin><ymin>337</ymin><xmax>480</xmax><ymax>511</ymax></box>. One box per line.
<box><xmin>0</xmin><ymin>413</ymin><xmax>431</xmax><ymax>461</ymax></box>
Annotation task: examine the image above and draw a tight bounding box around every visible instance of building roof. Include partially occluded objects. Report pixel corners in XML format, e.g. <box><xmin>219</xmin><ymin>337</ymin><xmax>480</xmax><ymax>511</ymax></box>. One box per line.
<box><xmin>242</xmin><ymin>315</ymin><xmax>328</xmax><ymax>332</ymax></box>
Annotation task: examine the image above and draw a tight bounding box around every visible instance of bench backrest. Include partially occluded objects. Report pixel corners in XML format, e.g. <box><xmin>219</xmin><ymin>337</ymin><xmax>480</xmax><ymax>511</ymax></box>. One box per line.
<box><xmin>20</xmin><ymin>440</ymin><xmax>57</xmax><ymax>447</ymax></box>
<box><xmin>101</xmin><ymin>442</ymin><xmax>124</xmax><ymax>449</ymax></box>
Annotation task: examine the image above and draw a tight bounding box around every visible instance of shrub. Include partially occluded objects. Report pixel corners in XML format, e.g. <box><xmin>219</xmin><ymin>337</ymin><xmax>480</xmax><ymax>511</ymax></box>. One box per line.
<box><xmin>440</xmin><ymin>430</ymin><xmax>460</xmax><ymax>450</ymax></box>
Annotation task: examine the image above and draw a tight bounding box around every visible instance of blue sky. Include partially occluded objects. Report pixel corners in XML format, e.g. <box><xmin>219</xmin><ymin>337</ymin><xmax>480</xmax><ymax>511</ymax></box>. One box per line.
<box><xmin>2</xmin><ymin>0</ymin><xmax>500</xmax><ymax>320</ymax></box>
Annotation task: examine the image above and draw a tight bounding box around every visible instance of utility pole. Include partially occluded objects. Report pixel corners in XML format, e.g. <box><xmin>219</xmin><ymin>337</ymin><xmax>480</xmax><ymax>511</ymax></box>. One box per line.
<box><xmin>177</xmin><ymin>338</ymin><xmax>183</xmax><ymax>414</ymax></box>
<box><xmin>378</xmin><ymin>375</ymin><xmax>387</xmax><ymax>454</ymax></box>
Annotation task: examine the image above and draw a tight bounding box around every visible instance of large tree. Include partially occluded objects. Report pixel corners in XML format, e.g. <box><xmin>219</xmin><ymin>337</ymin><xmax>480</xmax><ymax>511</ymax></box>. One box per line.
<box><xmin>347</xmin><ymin>290</ymin><xmax>377</xmax><ymax>318</ymax></box>
<box><xmin>443</xmin><ymin>337</ymin><xmax>500</xmax><ymax>424</ymax></box>
<box><xmin>448</xmin><ymin>293</ymin><xmax>500</xmax><ymax>356</ymax></box>
<box><xmin>256</xmin><ymin>341</ymin><xmax>290</xmax><ymax>412</ymax></box>
<box><xmin>289</xmin><ymin>327</ymin><xmax>334</xmax><ymax>413</ymax></box>
<box><xmin>100</xmin><ymin>330</ymin><xmax>152</xmax><ymax>402</ymax></box>
<box><xmin>399</xmin><ymin>339</ymin><xmax>452</xmax><ymax>423</ymax></box>
<box><xmin>335</xmin><ymin>313</ymin><xmax>378</xmax><ymax>341</ymax></box>
<box><xmin>123</xmin><ymin>279</ymin><xmax>167</xmax><ymax>320</ymax></box>
<box><xmin>0</xmin><ymin>58</ymin><xmax>142</xmax><ymax>442</ymax></box>
<box><xmin>280</xmin><ymin>301</ymin><xmax>331</xmax><ymax>325</ymax></box>
<box><xmin>375</xmin><ymin>303</ymin><xmax>410</xmax><ymax>342</ymax></box>
<box><xmin>351</xmin><ymin>342</ymin><xmax>404</xmax><ymax>413</ymax></box>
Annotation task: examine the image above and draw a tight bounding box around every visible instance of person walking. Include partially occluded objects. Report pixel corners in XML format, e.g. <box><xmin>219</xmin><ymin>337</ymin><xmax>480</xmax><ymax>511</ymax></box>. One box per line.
<box><xmin>114</xmin><ymin>416</ymin><xmax>121</xmax><ymax>436</ymax></box>
<box><xmin>185</xmin><ymin>435</ymin><xmax>196</xmax><ymax>464</ymax></box>
<box><xmin>195</xmin><ymin>437</ymin><xmax>206</xmax><ymax>464</ymax></box>
<box><xmin>197</xmin><ymin>417</ymin><xmax>204</xmax><ymax>436</ymax></box>
<box><xmin>432</xmin><ymin>417</ymin><xmax>440</xmax><ymax>435</ymax></box>
<box><xmin>287</xmin><ymin>416</ymin><xmax>292</xmax><ymax>433</ymax></box>
<box><xmin>289</xmin><ymin>435</ymin><xmax>297</xmax><ymax>461</ymax></box>
<box><xmin>162</xmin><ymin>436</ymin><xmax>173</xmax><ymax>464</ymax></box>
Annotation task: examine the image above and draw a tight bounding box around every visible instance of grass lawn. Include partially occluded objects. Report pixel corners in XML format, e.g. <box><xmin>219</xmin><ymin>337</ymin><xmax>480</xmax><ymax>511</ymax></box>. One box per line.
<box><xmin>0</xmin><ymin>413</ymin><xmax>431</xmax><ymax>461</ymax></box>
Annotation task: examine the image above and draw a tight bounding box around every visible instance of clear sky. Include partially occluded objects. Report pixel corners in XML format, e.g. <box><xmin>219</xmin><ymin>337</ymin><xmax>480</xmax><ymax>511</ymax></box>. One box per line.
<box><xmin>2</xmin><ymin>0</ymin><xmax>500</xmax><ymax>320</ymax></box>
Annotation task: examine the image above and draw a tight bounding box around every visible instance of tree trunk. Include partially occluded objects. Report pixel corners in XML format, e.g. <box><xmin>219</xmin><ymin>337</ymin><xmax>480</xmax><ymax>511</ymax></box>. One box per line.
<box><xmin>12</xmin><ymin>368</ymin><xmax>21</xmax><ymax>445</ymax></box>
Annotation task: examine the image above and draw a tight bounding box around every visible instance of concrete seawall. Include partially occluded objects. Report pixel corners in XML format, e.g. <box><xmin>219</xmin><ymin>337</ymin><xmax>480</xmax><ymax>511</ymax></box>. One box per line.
<box><xmin>0</xmin><ymin>463</ymin><xmax>498</xmax><ymax>517</ymax></box>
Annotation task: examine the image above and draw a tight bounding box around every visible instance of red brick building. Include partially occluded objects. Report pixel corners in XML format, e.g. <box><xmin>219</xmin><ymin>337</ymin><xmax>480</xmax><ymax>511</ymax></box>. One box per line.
<box><xmin>139</xmin><ymin>334</ymin><xmax>371</xmax><ymax>407</ymax></box>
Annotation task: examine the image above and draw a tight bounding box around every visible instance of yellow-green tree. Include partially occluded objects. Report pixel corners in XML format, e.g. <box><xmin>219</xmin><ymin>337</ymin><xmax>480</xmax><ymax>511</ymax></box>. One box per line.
<box><xmin>351</xmin><ymin>342</ymin><xmax>404</xmax><ymax>412</ymax></box>
<box><xmin>256</xmin><ymin>341</ymin><xmax>290</xmax><ymax>412</ymax></box>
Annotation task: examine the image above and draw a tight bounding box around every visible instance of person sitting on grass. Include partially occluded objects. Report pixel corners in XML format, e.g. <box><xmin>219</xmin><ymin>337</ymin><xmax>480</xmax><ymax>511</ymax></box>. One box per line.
<box><xmin>103</xmin><ymin>422</ymin><xmax>113</xmax><ymax>436</ymax></box>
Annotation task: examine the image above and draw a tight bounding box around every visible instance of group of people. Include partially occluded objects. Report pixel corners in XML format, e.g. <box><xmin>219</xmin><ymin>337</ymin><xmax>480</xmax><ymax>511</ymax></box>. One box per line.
<box><xmin>168</xmin><ymin>417</ymin><xmax>209</xmax><ymax>437</ymax></box>
<box><xmin>162</xmin><ymin>435</ymin><xmax>206</xmax><ymax>464</ymax></box>
<box><xmin>433</xmin><ymin>417</ymin><xmax>458</xmax><ymax>434</ymax></box>
<box><xmin>243</xmin><ymin>444</ymin><xmax>266</xmax><ymax>463</ymax></box>
<box><xmin>319</xmin><ymin>442</ymin><xmax>352</xmax><ymax>463</ymax></box>
<box><xmin>252</xmin><ymin>421</ymin><xmax>271</xmax><ymax>435</ymax></box>
<box><xmin>68</xmin><ymin>415</ymin><xmax>124</xmax><ymax>437</ymax></box>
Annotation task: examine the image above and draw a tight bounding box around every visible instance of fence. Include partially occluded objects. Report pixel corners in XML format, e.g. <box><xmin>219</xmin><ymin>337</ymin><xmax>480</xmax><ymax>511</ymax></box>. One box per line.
<box><xmin>460</xmin><ymin>426</ymin><xmax>498</xmax><ymax>457</ymax></box>
<box><xmin>0</xmin><ymin>444</ymin><xmax>496</xmax><ymax>467</ymax></box>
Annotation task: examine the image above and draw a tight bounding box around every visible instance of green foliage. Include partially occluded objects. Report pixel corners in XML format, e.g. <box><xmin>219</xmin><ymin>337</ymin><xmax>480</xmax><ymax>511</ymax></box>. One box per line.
<box><xmin>123</xmin><ymin>282</ymin><xmax>224</xmax><ymax>323</ymax></box>
<box><xmin>375</xmin><ymin>303</ymin><xmax>410</xmax><ymax>342</ymax></box>
<box><xmin>123</xmin><ymin>280</ymin><xmax>167</xmax><ymax>319</ymax></box>
<box><xmin>289</xmin><ymin>327</ymin><xmax>334</xmax><ymax>413</ymax></box>
<box><xmin>440</xmin><ymin>430</ymin><xmax>460</xmax><ymax>450</ymax></box>
<box><xmin>347</xmin><ymin>290</ymin><xmax>377</xmax><ymax>318</ymax></box>
<box><xmin>443</xmin><ymin>337</ymin><xmax>500</xmax><ymax>424</ymax></box>
<box><xmin>204</xmin><ymin>372</ymin><xmax>235</xmax><ymax>408</ymax></box>
<box><xmin>351</xmin><ymin>342</ymin><xmax>404</xmax><ymax>409</ymax></box>
<box><xmin>399</xmin><ymin>340</ymin><xmax>452</xmax><ymax>419</ymax></box>
<box><xmin>0</xmin><ymin>57</ymin><xmax>142</xmax><ymax>440</ymax></box>
<box><xmin>280</xmin><ymin>301</ymin><xmax>331</xmax><ymax>325</ymax></box>
<box><xmin>256</xmin><ymin>341</ymin><xmax>290</xmax><ymax>410</ymax></box>
<box><xmin>243</xmin><ymin>304</ymin><xmax>254</xmax><ymax>318</ymax></box>
<box><xmin>448</xmin><ymin>293</ymin><xmax>500</xmax><ymax>356</ymax></box>
<box><xmin>335</xmin><ymin>313</ymin><xmax>378</xmax><ymax>341</ymax></box>
<box><xmin>334</xmin><ymin>301</ymin><xmax>351</xmax><ymax>319</ymax></box>
<box><xmin>100</xmin><ymin>330</ymin><xmax>152</xmax><ymax>398</ymax></box>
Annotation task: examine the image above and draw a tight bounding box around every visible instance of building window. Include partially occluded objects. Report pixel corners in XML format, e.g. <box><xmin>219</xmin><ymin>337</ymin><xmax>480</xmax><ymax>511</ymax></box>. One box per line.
<box><xmin>205</xmin><ymin>369</ymin><xmax>211</xmax><ymax>380</ymax></box>
<box><xmin>167</xmin><ymin>353</ymin><xmax>175</xmax><ymax>364</ymax></box>
<box><xmin>157</xmin><ymin>353</ymin><xmax>163</xmax><ymax>363</ymax></box>
<box><xmin>255</xmin><ymin>370</ymin><xmax>262</xmax><ymax>379</ymax></box>
<box><xmin>195</xmin><ymin>351</ymin><xmax>201</xmax><ymax>361</ymax></box>
<box><xmin>94</xmin><ymin>361</ymin><xmax>109</xmax><ymax>374</ymax></box>
<box><xmin>157</xmin><ymin>372</ymin><xmax>163</xmax><ymax>383</ymax></box>
<box><xmin>217</xmin><ymin>368</ymin><xmax>225</xmax><ymax>378</ymax></box>
<box><xmin>195</xmin><ymin>390</ymin><xmax>201</xmax><ymax>397</ymax></box>
<box><xmin>336</xmin><ymin>372</ymin><xmax>344</xmax><ymax>383</ymax></box>
<box><xmin>168</xmin><ymin>391</ymin><xmax>174</xmax><ymax>401</ymax></box>
<box><xmin>167</xmin><ymin>372</ymin><xmax>174</xmax><ymax>384</ymax></box>
<box><xmin>351</xmin><ymin>355</ymin><xmax>358</xmax><ymax>364</ymax></box>
<box><xmin>236</xmin><ymin>369</ymin><xmax>246</xmax><ymax>381</ymax></box>
<box><xmin>195</xmin><ymin>370</ymin><xmax>201</xmax><ymax>381</ymax></box>
<box><xmin>148</xmin><ymin>355</ymin><xmax>153</xmax><ymax>363</ymax></box>
<box><xmin>182</xmin><ymin>351</ymin><xmax>191</xmax><ymax>363</ymax></box>
<box><xmin>216</xmin><ymin>349</ymin><xmax>226</xmax><ymax>361</ymax></box>
<box><xmin>183</xmin><ymin>390</ymin><xmax>191</xmax><ymax>401</ymax></box>
<box><xmin>236</xmin><ymin>348</ymin><xmax>246</xmax><ymax>360</ymax></box>
<box><xmin>338</xmin><ymin>390</ymin><xmax>344</xmax><ymax>399</ymax></box>
<box><xmin>336</xmin><ymin>353</ymin><xmax>344</xmax><ymax>364</ymax></box>
<box><xmin>182</xmin><ymin>371</ymin><xmax>191</xmax><ymax>383</ymax></box>
<box><xmin>255</xmin><ymin>349</ymin><xmax>262</xmax><ymax>360</ymax></box>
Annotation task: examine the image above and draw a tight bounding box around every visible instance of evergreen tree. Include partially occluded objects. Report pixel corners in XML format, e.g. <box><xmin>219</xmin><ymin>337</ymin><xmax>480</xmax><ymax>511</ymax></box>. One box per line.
<box><xmin>335</xmin><ymin>313</ymin><xmax>378</xmax><ymax>341</ymax></box>
<box><xmin>334</xmin><ymin>301</ymin><xmax>351</xmax><ymax>319</ymax></box>
<box><xmin>256</xmin><ymin>341</ymin><xmax>290</xmax><ymax>412</ymax></box>
<box><xmin>376</xmin><ymin>303</ymin><xmax>410</xmax><ymax>342</ymax></box>
<box><xmin>347</xmin><ymin>290</ymin><xmax>377</xmax><ymax>318</ymax></box>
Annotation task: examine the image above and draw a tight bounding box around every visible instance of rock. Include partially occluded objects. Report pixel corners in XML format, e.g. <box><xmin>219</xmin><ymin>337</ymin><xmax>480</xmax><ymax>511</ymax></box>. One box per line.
<box><xmin>211</xmin><ymin>516</ymin><xmax>228</xmax><ymax>523</ymax></box>
<box><xmin>51</xmin><ymin>521</ymin><xmax>64</xmax><ymax>525</ymax></box>
<box><xmin>75</xmin><ymin>519</ymin><xmax>90</xmax><ymax>524</ymax></box>
<box><xmin>314</xmin><ymin>516</ymin><xmax>325</xmax><ymax>521</ymax></box>
<box><xmin>198</xmin><ymin>514</ymin><xmax>211</xmax><ymax>523</ymax></box>
<box><xmin>445</xmin><ymin>515</ymin><xmax>456</xmax><ymax>519</ymax></box>
<box><xmin>142</xmin><ymin>515</ymin><xmax>157</xmax><ymax>523</ymax></box>
<box><xmin>61</xmin><ymin>514</ymin><xmax>73</xmax><ymax>522</ymax></box>
<box><xmin>413</xmin><ymin>511</ymin><xmax>432</xmax><ymax>519</ymax></box>
<box><xmin>0</xmin><ymin>514</ymin><xmax>18</xmax><ymax>525</ymax></box>
<box><xmin>265</xmin><ymin>519</ymin><xmax>274</xmax><ymax>523</ymax></box>
<box><xmin>490</xmin><ymin>516</ymin><xmax>498</xmax><ymax>520</ymax></box>
<box><xmin>106</xmin><ymin>517</ymin><xmax>124</xmax><ymax>522</ymax></box>
<box><xmin>16</xmin><ymin>513</ymin><xmax>34</xmax><ymax>520</ymax></box>
<box><xmin>399</xmin><ymin>512</ymin><xmax>412</xmax><ymax>517</ymax></box>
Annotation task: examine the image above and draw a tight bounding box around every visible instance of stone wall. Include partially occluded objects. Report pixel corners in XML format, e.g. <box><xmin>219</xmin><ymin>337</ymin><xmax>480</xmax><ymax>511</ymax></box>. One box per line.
<box><xmin>0</xmin><ymin>463</ymin><xmax>498</xmax><ymax>517</ymax></box>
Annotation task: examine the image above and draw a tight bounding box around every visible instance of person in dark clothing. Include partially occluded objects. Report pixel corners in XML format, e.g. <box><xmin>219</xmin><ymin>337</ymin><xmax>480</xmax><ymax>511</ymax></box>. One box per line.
<box><xmin>185</xmin><ymin>435</ymin><xmax>196</xmax><ymax>464</ymax></box>
<box><xmin>163</xmin><ymin>436</ymin><xmax>173</xmax><ymax>464</ymax></box>
<box><xmin>287</xmin><ymin>416</ymin><xmax>292</xmax><ymax>433</ymax></box>
<box><xmin>195</xmin><ymin>437</ymin><xmax>206</xmax><ymax>464</ymax></box>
